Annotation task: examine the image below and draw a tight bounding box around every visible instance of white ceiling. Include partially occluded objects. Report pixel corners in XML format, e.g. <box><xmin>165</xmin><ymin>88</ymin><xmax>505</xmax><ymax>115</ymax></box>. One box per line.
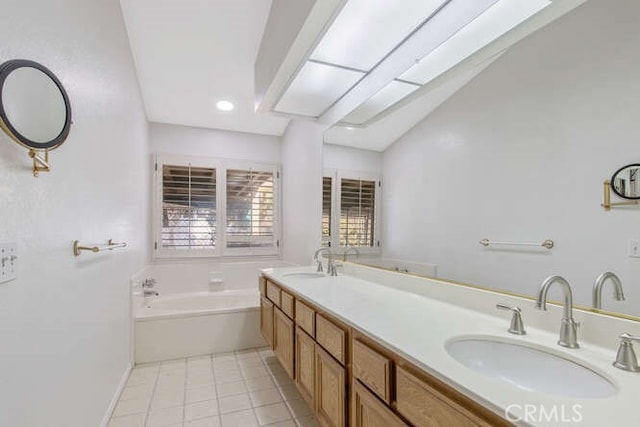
<box><xmin>119</xmin><ymin>0</ymin><xmax>289</xmax><ymax>136</ymax></box>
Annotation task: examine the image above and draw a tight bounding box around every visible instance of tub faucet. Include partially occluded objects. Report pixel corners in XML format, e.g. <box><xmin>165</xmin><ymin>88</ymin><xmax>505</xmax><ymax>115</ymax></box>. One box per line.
<box><xmin>314</xmin><ymin>248</ymin><xmax>332</xmax><ymax>273</ymax></box>
<box><xmin>343</xmin><ymin>246</ymin><xmax>359</xmax><ymax>262</ymax></box>
<box><xmin>536</xmin><ymin>275</ymin><xmax>579</xmax><ymax>349</ymax></box>
<box><xmin>142</xmin><ymin>278</ymin><xmax>158</xmax><ymax>297</ymax></box>
<box><xmin>593</xmin><ymin>272</ymin><xmax>625</xmax><ymax>309</ymax></box>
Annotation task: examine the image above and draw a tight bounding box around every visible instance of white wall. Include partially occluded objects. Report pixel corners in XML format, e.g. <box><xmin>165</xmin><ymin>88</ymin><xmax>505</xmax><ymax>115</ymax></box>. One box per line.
<box><xmin>382</xmin><ymin>0</ymin><xmax>640</xmax><ymax>316</ymax></box>
<box><xmin>0</xmin><ymin>1</ymin><xmax>149</xmax><ymax>426</ymax></box>
<box><xmin>150</xmin><ymin>122</ymin><xmax>280</xmax><ymax>163</ymax></box>
<box><xmin>281</xmin><ymin>120</ymin><xmax>324</xmax><ymax>265</ymax></box>
<box><xmin>323</xmin><ymin>143</ymin><xmax>382</xmax><ymax>174</ymax></box>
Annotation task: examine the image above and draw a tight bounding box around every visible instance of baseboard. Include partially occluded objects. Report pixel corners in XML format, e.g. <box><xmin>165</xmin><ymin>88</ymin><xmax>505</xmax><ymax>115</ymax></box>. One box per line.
<box><xmin>99</xmin><ymin>362</ymin><xmax>132</xmax><ymax>427</ymax></box>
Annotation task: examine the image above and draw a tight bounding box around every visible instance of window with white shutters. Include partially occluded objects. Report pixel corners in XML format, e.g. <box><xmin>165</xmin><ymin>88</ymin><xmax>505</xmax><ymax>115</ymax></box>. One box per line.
<box><xmin>226</xmin><ymin>169</ymin><xmax>276</xmax><ymax>250</ymax></box>
<box><xmin>322</xmin><ymin>176</ymin><xmax>332</xmax><ymax>246</ymax></box>
<box><xmin>339</xmin><ymin>178</ymin><xmax>376</xmax><ymax>247</ymax></box>
<box><xmin>161</xmin><ymin>164</ymin><xmax>217</xmax><ymax>250</ymax></box>
<box><xmin>154</xmin><ymin>154</ymin><xmax>279</xmax><ymax>259</ymax></box>
<box><xmin>323</xmin><ymin>170</ymin><xmax>381</xmax><ymax>251</ymax></box>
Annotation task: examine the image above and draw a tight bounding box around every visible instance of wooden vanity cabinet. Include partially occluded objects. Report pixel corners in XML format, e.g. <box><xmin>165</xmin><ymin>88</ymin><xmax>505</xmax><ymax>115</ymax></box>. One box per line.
<box><xmin>260</xmin><ymin>296</ymin><xmax>274</xmax><ymax>348</ymax></box>
<box><xmin>260</xmin><ymin>275</ymin><xmax>509</xmax><ymax>427</ymax></box>
<box><xmin>316</xmin><ymin>345</ymin><xmax>347</xmax><ymax>427</ymax></box>
<box><xmin>274</xmin><ymin>306</ymin><xmax>295</xmax><ymax>379</ymax></box>
<box><xmin>295</xmin><ymin>326</ymin><xmax>316</xmax><ymax>408</ymax></box>
<box><xmin>353</xmin><ymin>380</ymin><xmax>407</xmax><ymax>427</ymax></box>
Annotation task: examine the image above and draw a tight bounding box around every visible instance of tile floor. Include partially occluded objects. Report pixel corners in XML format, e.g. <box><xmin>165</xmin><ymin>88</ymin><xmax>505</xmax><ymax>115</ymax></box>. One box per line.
<box><xmin>109</xmin><ymin>348</ymin><xmax>319</xmax><ymax>427</ymax></box>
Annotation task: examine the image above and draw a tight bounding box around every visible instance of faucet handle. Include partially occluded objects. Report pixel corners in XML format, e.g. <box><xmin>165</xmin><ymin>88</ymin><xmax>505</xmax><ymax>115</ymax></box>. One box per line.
<box><xmin>496</xmin><ymin>304</ymin><xmax>526</xmax><ymax>335</ymax></box>
<box><xmin>613</xmin><ymin>333</ymin><xmax>640</xmax><ymax>372</ymax></box>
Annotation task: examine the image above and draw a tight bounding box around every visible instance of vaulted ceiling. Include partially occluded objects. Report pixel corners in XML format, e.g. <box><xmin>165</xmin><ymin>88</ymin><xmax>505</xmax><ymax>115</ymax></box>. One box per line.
<box><xmin>120</xmin><ymin>0</ymin><xmax>588</xmax><ymax>151</ymax></box>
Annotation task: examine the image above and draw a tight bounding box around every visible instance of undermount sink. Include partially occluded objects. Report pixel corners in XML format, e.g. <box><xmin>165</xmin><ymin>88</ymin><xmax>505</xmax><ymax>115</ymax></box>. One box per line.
<box><xmin>446</xmin><ymin>337</ymin><xmax>617</xmax><ymax>399</ymax></box>
<box><xmin>282</xmin><ymin>272</ymin><xmax>326</xmax><ymax>279</ymax></box>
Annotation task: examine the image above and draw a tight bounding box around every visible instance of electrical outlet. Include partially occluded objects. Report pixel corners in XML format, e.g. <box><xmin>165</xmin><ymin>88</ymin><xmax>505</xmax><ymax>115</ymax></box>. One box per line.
<box><xmin>0</xmin><ymin>242</ymin><xmax>17</xmax><ymax>284</ymax></box>
<box><xmin>628</xmin><ymin>239</ymin><xmax>640</xmax><ymax>258</ymax></box>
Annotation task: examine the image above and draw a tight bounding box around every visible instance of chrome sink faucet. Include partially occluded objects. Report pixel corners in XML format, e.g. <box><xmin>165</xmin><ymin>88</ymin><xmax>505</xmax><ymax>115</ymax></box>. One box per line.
<box><xmin>613</xmin><ymin>333</ymin><xmax>640</xmax><ymax>372</ymax></box>
<box><xmin>314</xmin><ymin>248</ymin><xmax>331</xmax><ymax>273</ymax></box>
<box><xmin>593</xmin><ymin>271</ymin><xmax>625</xmax><ymax>309</ymax></box>
<box><xmin>496</xmin><ymin>304</ymin><xmax>526</xmax><ymax>335</ymax></box>
<box><xmin>343</xmin><ymin>246</ymin><xmax>359</xmax><ymax>261</ymax></box>
<box><xmin>536</xmin><ymin>275</ymin><xmax>579</xmax><ymax>349</ymax></box>
<box><xmin>313</xmin><ymin>248</ymin><xmax>337</xmax><ymax>276</ymax></box>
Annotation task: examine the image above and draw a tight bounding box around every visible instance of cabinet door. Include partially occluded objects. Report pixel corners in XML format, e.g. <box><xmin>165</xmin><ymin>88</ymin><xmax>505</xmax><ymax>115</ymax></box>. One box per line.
<box><xmin>353</xmin><ymin>381</ymin><xmax>407</xmax><ymax>427</ymax></box>
<box><xmin>274</xmin><ymin>308</ymin><xmax>295</xmax><ymax>379</ymax></box>
<box><xmin>260</xmin><ymin>296</ymin><xmax>274</xmax><ymax>349</ymax></box>
<box><xmin>295</xmin><ymin>326</ymin><xmax>315</xmax><ymax>408</ymax></box>
<box><xmin>315</xmin><ymin>346</ymin><xmax>346</xmax><ymax>427</ymax></box>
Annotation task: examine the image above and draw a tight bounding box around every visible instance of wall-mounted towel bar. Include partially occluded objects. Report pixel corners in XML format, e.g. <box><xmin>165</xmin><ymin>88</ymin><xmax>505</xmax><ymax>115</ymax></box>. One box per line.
<box><xmin>479</xmin><ymin>238</ymin><xmax>554</xmax><ymax>250</ymax></box>
<box><xmin>73</xmin><ymin>239</ymin><xmax>127</xmax><ymax>256</ymax></box>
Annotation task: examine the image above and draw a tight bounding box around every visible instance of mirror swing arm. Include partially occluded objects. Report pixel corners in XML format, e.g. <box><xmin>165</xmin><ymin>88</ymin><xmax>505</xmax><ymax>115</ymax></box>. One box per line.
<box><xmin>601</xmin><ymin>180</ymin><xmax>638</xmax><ymax>211</ymax></box>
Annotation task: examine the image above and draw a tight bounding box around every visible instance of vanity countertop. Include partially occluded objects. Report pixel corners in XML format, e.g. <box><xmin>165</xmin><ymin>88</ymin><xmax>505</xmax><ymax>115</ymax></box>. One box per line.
<box><xmin>261</xmin><ymin>265</ymin><xmax>640</xmax><ymax>427</ymax></box>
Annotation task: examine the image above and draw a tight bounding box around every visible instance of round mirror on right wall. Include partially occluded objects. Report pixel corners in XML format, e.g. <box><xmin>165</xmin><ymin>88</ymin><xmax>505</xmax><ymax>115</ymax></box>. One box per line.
<box><xmin>0</xmin><ymin>59</ymin><xmax>72</xmax><ymax>176</ymax></box>
<box><xmin>611</xmin><ymin>163</ymin><xmax>640</xmax><ymax>199</ymax></box>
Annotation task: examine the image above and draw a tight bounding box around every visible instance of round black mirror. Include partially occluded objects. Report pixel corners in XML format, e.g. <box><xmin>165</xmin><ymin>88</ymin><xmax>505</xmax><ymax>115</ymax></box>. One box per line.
<box><xmin>0</xmin><ymin>59</ymin><xmax>72</xmax><ymax>150</ymax></box>
<box><xmin>611</xmin><ymin>163</ymin><xmax>640</xmax><ymax>199</ymax></box>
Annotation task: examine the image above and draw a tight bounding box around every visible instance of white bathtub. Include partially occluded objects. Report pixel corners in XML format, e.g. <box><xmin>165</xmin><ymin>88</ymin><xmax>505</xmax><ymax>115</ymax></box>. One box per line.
<box><xmin>134</xmin><ymin>289</ymin><xmax>265</xmax><ymax>363</ymax></box>
<box><xmin>131</xmin><ymin>260</ymin><xmax>292</xmax><ymax>364</ymax></box>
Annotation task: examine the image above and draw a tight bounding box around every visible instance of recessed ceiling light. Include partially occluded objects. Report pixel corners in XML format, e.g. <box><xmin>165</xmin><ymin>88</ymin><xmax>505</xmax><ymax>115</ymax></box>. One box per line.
<box><xmin>216</xmin><ymin>100</ymin><xmax>234</xmax><ymax>111</ymax></box>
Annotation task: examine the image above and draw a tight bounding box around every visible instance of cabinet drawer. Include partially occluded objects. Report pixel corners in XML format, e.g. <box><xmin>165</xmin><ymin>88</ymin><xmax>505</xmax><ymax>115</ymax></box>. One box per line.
<box><xmin>353</xmin><ymin>339</ymin><xmax>392</xmax><ymax>403</ymax></box>
<box><xmin>316</xmin><ymin>314</ymin><xmax>346</xmax><ymax>365</ymax></box>
<box><xmin>396</xmin><ymin>366</ymin><xmax>489</xmax><ymax>427</ymax></box>
<box><xmin>281</xmin><ymin>290</ymin><xmax>294</xmax><ymax>318</ymax></box>
<box><xmin>266</xmin><ymin>281</ymin><xmax>281</xmax><ymax>307</ymax></box>
<box><xmin>295</xmin><ymin>300</ymin><xmax>315</xmax><ymax>337</ymax></box>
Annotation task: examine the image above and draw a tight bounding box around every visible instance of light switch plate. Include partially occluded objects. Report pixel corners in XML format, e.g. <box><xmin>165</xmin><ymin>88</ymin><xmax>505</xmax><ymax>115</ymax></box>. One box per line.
<box><xmin>628</xmin><ymin>239</ymin><xmax>640</xmax><ymax>258</ymax></box>
<box><xmin>0</xmin><ymin>242</ymin><xmax>17</xmax><ymax>284</ymax></box>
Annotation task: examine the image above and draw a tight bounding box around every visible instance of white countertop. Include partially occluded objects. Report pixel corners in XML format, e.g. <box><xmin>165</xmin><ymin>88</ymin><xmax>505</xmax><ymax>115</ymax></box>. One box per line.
<box><xmin>262</xmin><ymin>266</ymin><xmax>640</xmax><ymax>427</ymax></box>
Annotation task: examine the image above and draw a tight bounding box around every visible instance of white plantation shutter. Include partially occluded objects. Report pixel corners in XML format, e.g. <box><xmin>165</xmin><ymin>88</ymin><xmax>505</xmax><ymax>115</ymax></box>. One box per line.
<box><xmin>154</xmin><ymin>154</ymin><xmax>280</xmax><ymax>259</ymax></box>
<box><xmin>339</xmin><ymin>178</ymin><xmax>376</xmax><ymax>247</ymax></box>
<box><xmin>161</xmin><ymin>164</ymin><xmax>217</xmax><ymax>250</ymax></box>
<box><xmin>225</xmin><ymin>168</ymin><xmax>278</xmax><ymax>252</ymax></box>
<box><xmin>322</xmin><ymin>176</ymin><xmax>332</xmax><ymax>246</ymax></box>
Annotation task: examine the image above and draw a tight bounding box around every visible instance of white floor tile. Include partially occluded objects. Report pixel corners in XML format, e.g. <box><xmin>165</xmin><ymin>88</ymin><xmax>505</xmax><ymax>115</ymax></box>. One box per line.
<box><xmin>120</xmin><ymin>383</ymin><xmax>154</xmax><ymax>401</ymax></box>
<box><xmin>266</xmin><ymin>420</ymin><xmax>296</xmax><ymax>427</ymax></box>
<box><xmin>220</xmin><ymin>409</ymin><xmax>259</xmax><ymax>427</ymax></box>
<box><xmin>150</xmin><ymin>390</ymin><xmax>185</xmax><ymax>411</ymax></box>
<box><xmin>185</xmin><ymin>385</ymin><xmax>217</xmax><ymax>404</ymax></box>
<box><xmin>219</xmin><ymin>393</ymin><xmax>253</xmax><ymax>414</ymax></box>
<box><xmin>184</xmin><ymin>416</ymin><xmax>220</xmax><ymax>427</ymax></box>
<box><xmin>285</xmin><ymin>399</ymin><xmax>313</xmax><ymax>419</ymax></box>
<box><xmin>146</xmin><ymin>406</ymin><xmax>184</xmax><ymax>427</ymax></box>
<box><xmin>254</xmin><ymin>402</ymin><xmax>292</xmax><ymax>426</ymax></box>
<box><xmin>242</xmin><ymin>366</ymin><xmax>269</xmax><ymax>380</ymax></box>
<box><xmin>112</xmin><ymin>397</ymin><xmax>150</xmax><ymax>417</ymax></box>
<box><xmin>216</xmin><ymin>380</ymin><xmax>248</xmax><ymax>397</ymax></box>
<box><xmin>216</xmin><ymin>370</ymin><xmax>244</xmax><ymax>384</ymax></box>
<box><xmin>184</xmin><ymin>400</ymin><xmax>219</xmax><ymax>421</ymax></box>
<box><xmin>245</xmin><ymin>376</ymin><xmax>275</xmax><ymax>392</ymax></box>
<box><xmin>108</xmin><ymin>413</ymin><xmax>146</xmax><ymax>427</ymax></box>
<box><xmin>238</xmin><ymin>357</ymin><xmax>264</xmax><ymax>369</ymax></box>
<box><xmin>160</xmin><ymin>359</ymin><xmax>187</xmax><ymax>371</ymax></box>
<box><xmin>249</xmin><ymin>388</ymin><xmax>283</xmax><ymax>407</ymax></box>
<box><xmin>294</xmin><ymin>415</ymin><xmax>320</xmax><ymax>427</ymax></box>
<box><xmin>187</xmin><ymin>376</ymin><xmax>215</xmax><ymax>389</ymax></box>
<box><xmin>278</xmin><ymin>385</ymin><xmax>303</xmax><ymax>402</ymax></box>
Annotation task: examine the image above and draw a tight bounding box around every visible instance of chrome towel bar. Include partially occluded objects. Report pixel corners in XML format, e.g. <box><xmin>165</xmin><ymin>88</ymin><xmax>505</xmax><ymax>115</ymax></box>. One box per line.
<box><xmin>479</xmin><ymin>238</ymin><xmax>554</xmax><ymax>250</ymax></box>
<box><xmin>73</xmin><ymin>239</ymin><xmax>127</xmax><ymax>256</ymax></box>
